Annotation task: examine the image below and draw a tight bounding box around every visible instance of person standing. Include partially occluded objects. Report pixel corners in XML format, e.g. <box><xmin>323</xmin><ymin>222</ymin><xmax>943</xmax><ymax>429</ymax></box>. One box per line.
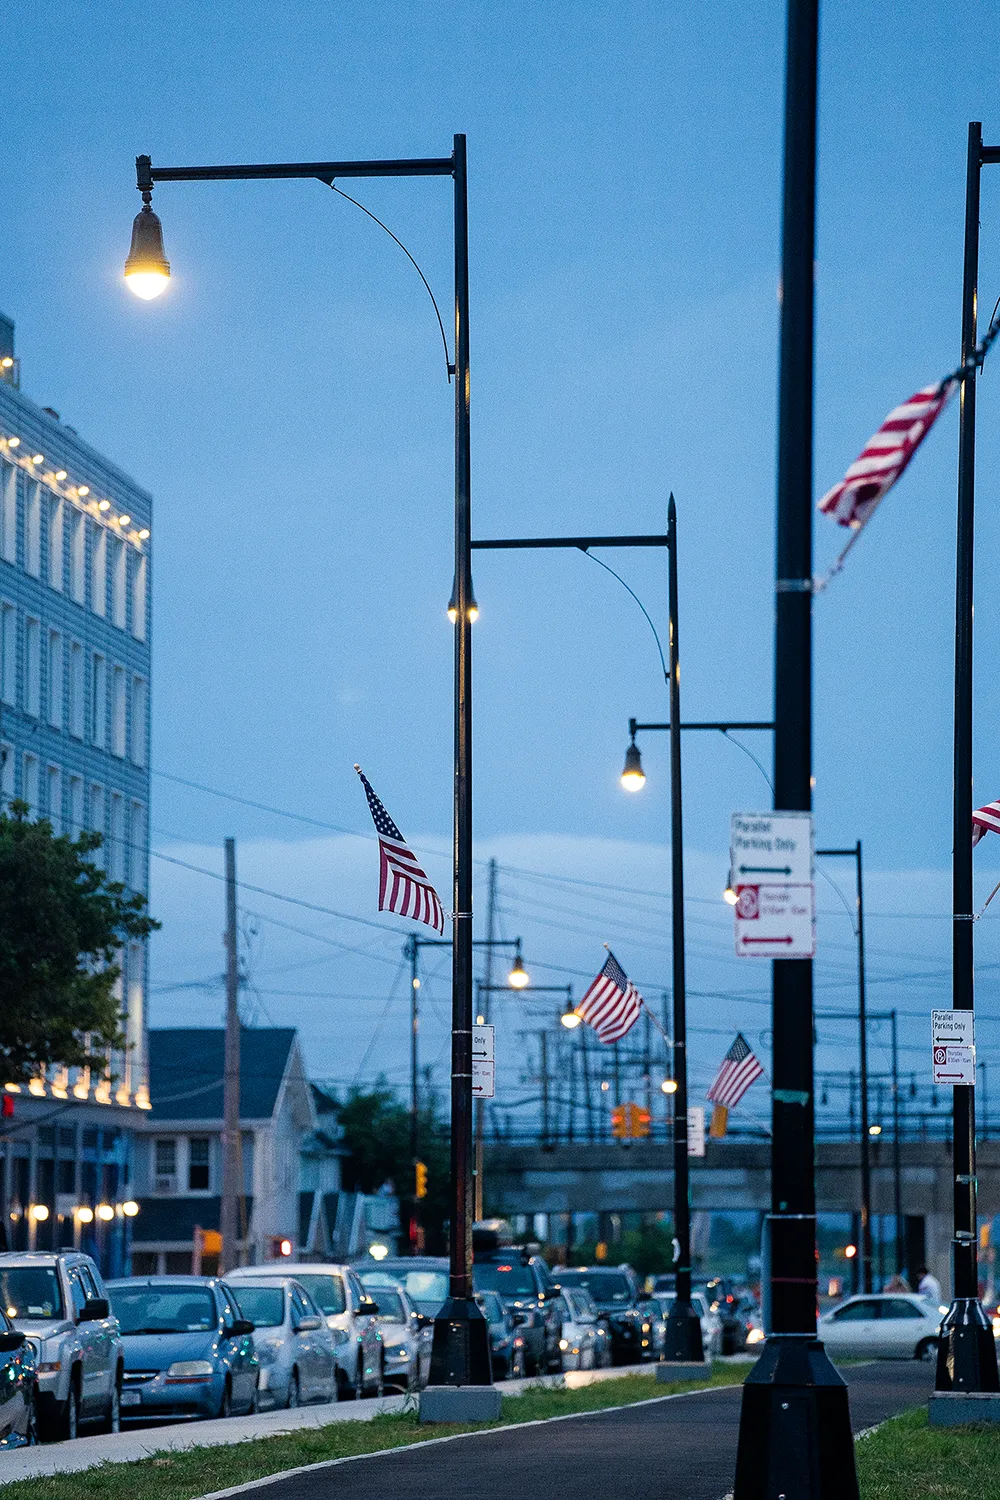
<box><xmin>917</xmin><ymin>1266</ymin><xmax>943</xmax><ymax>1304</ymax></box>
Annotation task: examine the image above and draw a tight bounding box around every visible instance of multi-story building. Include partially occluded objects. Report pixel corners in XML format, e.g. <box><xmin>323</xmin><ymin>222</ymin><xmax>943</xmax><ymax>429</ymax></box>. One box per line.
<box><xmin>0</xmin><ymin>312</ymin><xmax>152</xmax><ymax>1273</ymax></box>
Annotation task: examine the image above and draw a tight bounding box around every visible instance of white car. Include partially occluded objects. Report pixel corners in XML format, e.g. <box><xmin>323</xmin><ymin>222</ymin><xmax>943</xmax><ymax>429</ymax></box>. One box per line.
<box><xmin>558</xmin><ymin>1287</ymin><xmax>607</xmax><ymax>1371</ymax></box>
<box><xmin>358</xmin><ymin>1277</ymin><xmax>431</xmax><ymax>1392</ymax></box>
<box><xmin>227</xmin><ymin>1264</ymin><xmax>382</xmax><ymax>1399</ymax></box>
<box><xmin>654</xmin><ymin>1291</ymin><xmax>723</xmax><ymax>1357</ymax></box>
<box><xmin>228</xmin><ymin>1278</ymin><xmax>337</xmax><ymax>1409</ymax></box>
<box><xmin>819</xmin><ymin>1294</ymin><xmax>945</xmax><ymax>1360</ymax></box>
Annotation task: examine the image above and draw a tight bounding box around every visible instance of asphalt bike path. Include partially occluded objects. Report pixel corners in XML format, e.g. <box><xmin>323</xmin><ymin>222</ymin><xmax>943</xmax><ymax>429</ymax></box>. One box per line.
<box><xmin>201</xmin><ymin>1362</ymin><xmax>933</xmax><ymax>1500</ymax></box>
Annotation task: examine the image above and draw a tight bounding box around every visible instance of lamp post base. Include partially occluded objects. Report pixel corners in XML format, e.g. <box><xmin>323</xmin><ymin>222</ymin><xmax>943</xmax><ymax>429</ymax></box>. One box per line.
<box><xmin>935</xmin><ymin>1298</ymin><xmax>1000</xmax><ymax>1392</ymax></box>
<box><xmin>663</xmin><ymin>1301</ymin><xmax>705</xmax><ymax>1364</ymax></box>
<box><xmin>428</xmin><ymin>1297</ymin><xmax>493</xmax><ymax>1387</ymax></box>
<box><xmin>733</xmin><ymin>1338</ymin><xmax>858</xmax><ymax>1500</ymax></box>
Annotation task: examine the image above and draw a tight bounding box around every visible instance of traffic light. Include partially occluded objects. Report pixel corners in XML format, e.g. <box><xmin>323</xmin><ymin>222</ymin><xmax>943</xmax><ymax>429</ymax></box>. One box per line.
<box><xmin>268</xmin><ymin>1236</ymin><xmax>293</xmax><ymax>1259</ymax></box>
<box><xmin>415</xmin><ymin>1161</ymin><xmax>428</xmax><ymax>1199</ymax></box>
<box><xmin>630</xmin><ymin>1104</ymin><xmax>651</xmax><ymax>1138</ymax></box>
<box><xmin>611</xmin><ymin>1104</ymin><xmax>627</xmax><ymax>1138</ymax></box>
<box><xmin>613</xmin><ymin>1102</ymin><xmax>650</xmax><ymax>1138</ymax></box>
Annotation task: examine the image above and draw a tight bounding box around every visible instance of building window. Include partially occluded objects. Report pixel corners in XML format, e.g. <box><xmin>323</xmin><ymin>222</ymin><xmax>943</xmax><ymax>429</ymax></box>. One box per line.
<box><xmin>68</xmin><ymin>641</ymin><xmax>84</xmax><ymax>737</ymax></box>
<box><xmin>91</xmin><ymin>653</ymin><xmax>106</xmax><ymax>748</ymax></box>
<box><xmin>24</xmin><ymin>617</ymin><xmax>40</xmax><ymax>717</ymax></box>
<box><xmin>21</xmin><ymin>753</ymin><xmax>38</xmax><ymax>819</ymax></box>
<box><xmin>0</xmin><ymin>743</ymin><xmax>12</xmax><ymax>810</ymax></box>
<box><xmin>110</xmin><ymin>665</ymin><xmax>126</xmax><ymax>757</ymax></box>
<box><xmin>111</xmin><ymin>538</ymin><xmax>126</xmax><ymax>629</ymax></box>
<box><xmin>109</xmin><ymin>793</ymin><xmax>125</xmax><ymax>883</ymax></box>
<box><xmin>88</xmin><ymin>783</ymin><xmax>105</xmax><ymax>843</ymax></box>
<box><xmin>68</xmin><ymin>774</ymin><xmax>83</xmax><ymax>837</ymax></box>
<box><xmin>0</xmin><ymin>601</ymin><xmax>14</xmax><ymax>706</ymax></box>
<box><xmin>188</xmin><ymin>1138</ymin><xmax>210</xmax><ymax>1192</ymax></box>
<box><xmin>129</xmin><ymin>801</ymin><xmax>146</xmax><ymax>892</ymax></box>
<box><xmin>154</xmin><ymin>1139</ymin><xmax>176</xmax><ymax>1179</ymax></box>
<box><xmin>47</xmin><ymin>629</ymin><xmax>63</xmax><ymax>729</ymax></box>
<box><xmin>91</xmin><ymin>526</ymin><xmax>106</xmax><ymax>617</ymax></box>
<box><xmin>131</xmin><ymin>554</ymin><xmax>147</xmax><ymax>642</ymax></box>
<box><xmin>25</xmin><ymin>484</ymin><xmax>41</xmax><ymax>576</ymax></box>
<box><xmin>131</xmin><ymin>676</ymin><xmax>147</xmax><ymax>767</ymax></box>
<box><xmin>48</xmin><ymin>497</ymin><xmax>64</xmax><ymax>591</ymax></box>
<box><xmin>46</xmin><ymin>765</ymin><xmax>62</xmax><ymax>834</ymax></box>
<box><xmin>0</xmin><ymin>461</ymin><xmax>15</xmax><ymax>564</ymax></box>
<box><xmin>69</xmin><ymin>510</ymin><xmax>86</xmax><ymax>603</ymax></box>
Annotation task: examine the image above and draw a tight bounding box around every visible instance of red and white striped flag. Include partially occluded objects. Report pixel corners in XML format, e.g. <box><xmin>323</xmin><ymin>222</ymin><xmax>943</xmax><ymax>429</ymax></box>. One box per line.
<box><xmin>707</xmin><ymin>1032</ymin><xmax>764</xmax><ymax>1108</ymax></box>
<box><xmin>355</xmin><ymin>766</ymin><xmax>445</xmax><ymax>934</ymax></box>
<box><xmin>575</xmin><ymin>950</ymin><xmax>643</xmax><ymax>1044</ymax></box>
<box><xmin>973</xmin><ymin>800</ymin><xmax>1000</xmax><ymax>847</ymax></box>
<box><xmin>819</xmin><ymin>380</ymin><xmax>956</xmax><ymax>531</ymax></box>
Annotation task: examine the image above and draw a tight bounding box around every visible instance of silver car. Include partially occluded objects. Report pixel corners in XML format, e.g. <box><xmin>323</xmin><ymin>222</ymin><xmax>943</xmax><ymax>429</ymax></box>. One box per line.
<box><xmin>228</xmin><ymin>1263</ymin><xmax>382</xmax><ymax>1400</ymax></box>
<box><xmin>359</xmin><ymin>1276</ymin><xmax>431</xmax><ymax>1392</ymax></box>
<box><xmin>0</xmin><ymin>1252</ymin><xmax>123</xmax><ymax>1440</ymax></box>
<box><xmin>229</xmin><ymin>1279</ymin><xmax>336</xmax><ymax>1409</ymax></box>
<box><xmin>559</xmin><ymin>1287</ymin><xmax>607</xmax><ymax>1371</ymax></box>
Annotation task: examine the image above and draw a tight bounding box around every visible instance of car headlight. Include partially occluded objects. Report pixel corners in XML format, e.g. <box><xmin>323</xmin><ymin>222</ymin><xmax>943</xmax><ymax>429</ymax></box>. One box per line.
<box><xmin>329</xmin><ymin>1328</ymin><xmax>350</xmax><ymax>1345</ymax></box>
<box><xmin>166</xmin><ymin>1360</ymin><xmax>214</xmax><ymax>1379</ymax></box>
<box><xmin>558</xmin><ymin>1338</ymin><xmax>569</xmax><ymax>1350</ymax></box>
<box><xmin>746</xmin><ymin>1328</ymin><xmax>765</xmax><ymax>1345</ymax></box>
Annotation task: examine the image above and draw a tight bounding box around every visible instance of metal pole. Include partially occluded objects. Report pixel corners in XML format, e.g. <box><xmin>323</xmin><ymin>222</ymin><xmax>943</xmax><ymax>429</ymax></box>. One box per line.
<box><xmin>662</xmin><ymin>496</ymin><xmax>703</xmax><ymax>1365</ymax></box>
<box><xmin>935</xmin><ymin>121</ymin><xmax>998</xmax><ymax>1391</ymax></box>
<box><xmin>220</xmin><ymin>838</ymin><xmax>241</xmax><ymax>1273</ymax></box>
<box><xmin>855</xmin><ymin>843</ymin><xmax>873</xmax><ymax>1294</ymax></box>
<box><xmin>430</xmin><ymin>133</ymin><xmax>491</xmax><ymax>1388</ymax></box>
<box><xmin>540</xmin><ymin>1031</ymin><xmax>550</xmax><ymax>1148</ymax></box>
<box><xmin>408</xmin><ymin>936</ymin><xmax>420</xmax><ymax>1253</ymax></box>
<box><xmin>474</xmin><ymin>860</ymin><xmax>499</xmax><ymax>1222</ymax></box>
<box><xmin>891</xmin><ymin>1010</ymin><xmax>904</xmax><ymax>1277</ymax></box>
<box><xmin>734</xmin><ymin>0</ymin><xmax>858</xmax><ymax>1488</ymax></box>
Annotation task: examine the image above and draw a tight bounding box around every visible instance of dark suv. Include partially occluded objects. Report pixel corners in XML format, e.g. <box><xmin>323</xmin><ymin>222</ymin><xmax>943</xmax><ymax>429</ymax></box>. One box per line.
<box><xmin>556</xmin><ymin>1265</ymin><xmax>656</xmax><ymax>1365</ymax></box>
<box><xmin>471</xmin><ymin>1248</ymin><xmax>562</xmax><ymax>1375</ymax></box>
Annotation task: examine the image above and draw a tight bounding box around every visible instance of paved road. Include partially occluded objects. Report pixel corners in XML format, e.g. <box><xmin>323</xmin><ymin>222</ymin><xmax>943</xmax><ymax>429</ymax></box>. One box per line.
<box><xmin>222</xmin><ymin>1362</ymin><xmax>931</xmax><ymax>1500</ymax></box>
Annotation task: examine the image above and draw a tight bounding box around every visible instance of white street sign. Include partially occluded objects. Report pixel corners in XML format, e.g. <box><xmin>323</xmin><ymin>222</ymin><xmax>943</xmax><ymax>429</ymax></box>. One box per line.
<box><xmin>931</xmin><ymin>1010</ymin><xmax>974</xmax><ymax>1046</ymax></box>
<box><xmin>472</xmin><ymin>1058</ymin><xmax>496</xmax><ymax>1098</ymax></box>
<box><xmin>687</xmin><ymin>1106</ymin><xmax>706</xmax><ymax>1158</ymax></box>
<box><xmin>472</xmin><ymin>1023</ymin><xmax>495</xmax><ymax>1063</ymax></box>
<box><xmin>732</xmin><ymin>812</ymin><xmax>815</xmax><ymax>960</ymax></box>
<box><xmin>932</xmin><ymin>1044</ymin><xmax>976</xmax><ymax>1086</ymax></box>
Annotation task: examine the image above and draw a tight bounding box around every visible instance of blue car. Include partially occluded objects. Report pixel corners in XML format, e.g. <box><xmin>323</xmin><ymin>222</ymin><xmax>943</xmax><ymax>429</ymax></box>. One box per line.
<box><xmin>105</xmin><ymin>1277</ymin><xmax>258</xmax><ymax>1420</ymax></box>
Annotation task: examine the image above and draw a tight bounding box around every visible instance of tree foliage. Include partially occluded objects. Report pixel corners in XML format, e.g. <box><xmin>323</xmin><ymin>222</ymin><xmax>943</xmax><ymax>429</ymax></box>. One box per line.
<box><xmin>0</xmin><ymin>803</ymin><xmax>158</xmax><ymax>1082</ymax></box>
<box><xmin>336</xmin><ymin>1078</ymin><xmax>451</xmax><ymax>1253</ymax></box>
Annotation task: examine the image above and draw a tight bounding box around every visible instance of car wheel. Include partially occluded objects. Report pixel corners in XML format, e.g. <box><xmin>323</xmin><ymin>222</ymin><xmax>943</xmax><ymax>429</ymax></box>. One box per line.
<box><xmin>916</xmin><ymin>1339</ymin><xmax>938</xmax><ymax>1363</ymax></box>
<box><xmin>511</xmin><ymin>1345</ymin><xmax>526</xmax><ymax>1379</ymax></box>
<box><xmin>62</xmin><ymin>1371</ymin><xmax>81</xmax><ymax>1442</ymax></box>
<box><xmin>217</xmin><ymin>1379</ymin><xmax>233</xmax><ymax>1419</ymax></box>
<box><xmin>100</xmin><ymin>1369</ymin><xmax>121</xmax><ymax>1434</ymax></box>
<box><xmin>248</xmin><ymin>1378</ymin><xmax>260</xmax><ymax>1415</ymax></box>
<box><xmin>286</xmin><ymin>1371</ymin><xmax>300</xmax><ymax>1409</ymax></box>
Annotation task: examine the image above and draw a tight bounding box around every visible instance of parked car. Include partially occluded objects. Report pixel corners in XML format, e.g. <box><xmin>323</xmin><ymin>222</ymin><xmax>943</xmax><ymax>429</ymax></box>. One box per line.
<box><xmin>0</xmin><ymin>1305</ymin><xmax>37</xmax><ymax>1448</ymax></box>
<box><xmin>557</xmin><ymin>1287</ymin><xmax>609</xmax><ymax>1371</ymax></box>
<box><xmin>227</xmin><ymin>1279</ymin><xmax>336</xmax><ymax>1409</ymax></box>
<box><xmin>229</xmin><ymin>1263</ymin><xmax>382</xmax><ymax>1400</ymax></box>
<box><xmin>696</xmin><ymin>1277</ymin><xmax>749</xmax><ymax>1354</ymax></box>
<box><xmin>655</xmin><ymin>1290</ymin><xmax>724</xmax><ymax>1357</ymax></box>
<box><xmin>353</xmin><ymin>1257</ymin><xmax>448</xmax><ymax>1320</ymax></box>
<box><xmin>357</xmin><ymin>1276</ymin><xmax>432</xmax><ymax>1392</ymax></box>
<box><xmin>472</xmin><ymin>1247</ymin><xmax>562</xmax><ymax>1375</ymax></box>
<box><xmin>0</xmin><ymin>1252</ymin><xmax>122</xmax><ymax>1440</ymax></box>
<box><xmin>818</xmin><ymin>1294</ymin><xmax>945</xmax><ymax>1360</ymax></box>
<box><xmin>556</xmin><ymin>1266</ymin><xmax>651</xmax><ymax>1366</ymax></box>
<box><xmin>472</xmin><ymin>1291</ymin><xmax>525</xmax><ymax>1381</ymax></box>
<box><xmin>105</xmin><ymin>1276</ymin><xmax>258</xmax><ymax>1420</ymax></box>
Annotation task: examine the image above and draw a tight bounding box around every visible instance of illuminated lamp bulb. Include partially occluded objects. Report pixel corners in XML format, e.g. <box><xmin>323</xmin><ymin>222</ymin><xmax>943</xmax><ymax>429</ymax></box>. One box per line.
<box><xmin>661</xmin><ymin>1078</ymin><xmax>678</xmax><ymax>1094</ymax></box>
<box><xmin>121</xmin><ymin>1201</ymin><xmax>139</xmax><ymax>1217</ymax></box>
<box><xmin>98</xmin><ymin>500</ymin><xmax>110</xmax><ymax>512</ymax></box>
<box><xmin>77</xmin><ymin>485</ymin><xmax>89</xmax><ymax>496</ymax></box>
<box><xmin>77</xmin><ymin>1207</ymin><xmax>94</xmax><ymax>1224</ymax></box>
<box><xmin>620</xmin><ymin>739</ymin><xmax>645</xmax><ymax>792</ymax></box>
<box><xmin>507</xmin><ymin>950</ymin><xmax>529</xmax><ymax>989</ymax></box>
<box><xmin>31</xmin><ymin>454</ymin><xmax>44</xmax><ymax>466</ymax></box>
<box><xmin>6</xmin><ymin>437</ymin><xmax>19</xmax><ymax>448</ymax></box>
<box><xmin>124</xmin><ymin>202</ymin><xmax>171</xmax><ymax>299</ymax></box>
<box><xmin>30</xmin><ymin>1205</ymin><xmax>49</xmax><ymax>1222</ymax></box>
<box><xmin>139</xmin><ymin>528</ymin><xmax>150</xmax><ymax>540</ymax></box>
<box><xmin>723</xmin><ymin>885</ymin><xmax>739</xmax><ymax>906</ymax></box>
<box><xmin>96</xmin><ymin>1204</ymin><xmax>114</xmax><ymax>1222</ymax></box>
<box><xmin>55</xmin><ymin>470</ymin><xmax>67</xmax><ymax>481</ymax></box>
<box><xmin>561</xmin><ymin>1009</ymin><xmax>583</xmax><ymax>1029</ymax></box>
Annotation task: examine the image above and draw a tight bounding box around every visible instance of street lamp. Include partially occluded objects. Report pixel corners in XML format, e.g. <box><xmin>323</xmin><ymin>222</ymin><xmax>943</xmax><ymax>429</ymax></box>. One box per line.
<box><xmin>122</xmin><ymin>138</ymin><xmax>492</xmax><ymax>1400</ymax></box>
<box><xmin>507</xmin><ymin>945</ymin><xmax>530</xmax><ymax>989</ymax></box>
<box><xmin>560</xmin><ymin>1008</ymin><xmax>583</xmax><ymax>1030</ymax></box>
<box><xmin>620</xmin><ymin>738</ymin><xmax>645</xmax><ymax>791</ymax></box>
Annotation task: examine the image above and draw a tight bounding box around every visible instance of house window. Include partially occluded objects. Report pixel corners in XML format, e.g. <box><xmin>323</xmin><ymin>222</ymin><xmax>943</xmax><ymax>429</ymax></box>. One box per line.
<box><xmin>24</xmin><ymin>617</ymin><xmax>40</xmax><ymax>717</ymax></box>
<box><xmin>48</xmin><ymin>497</ymin><xmax>64</xmax><ymax>591</ymax></box>
<box><xmin>188</xmin><ymin>1138</ymin><xmax>210</xmax><ymax>1192</ymax></box>
<box><xmin>131</xmin><ymin>676</ymin><xmax>147</xmax><ymax>767</ymax></box>
<box><xmin>46</xmin><ymin>765</ymin><xmax>62</xmax><ymax>834</ymax></box>
<box><xmin>22</xmin><ymin>753</ymin><xmax>38</xmax><ymax>819</ymax></box>
<box><xmin>91</xmin><ymin>653</ymin><xmax>107</xmax><ymax>748</ymax></box>
<box><xmin>155</xmin><ymin>1139</ymin><xmax>176</xmax><ymax>1178</ymax></box>
<box><xmin>25</xmin><ymin>484</ymin><xmax>41</xmax><ymax>576</ymax></box>
<box><xmin>111</xmin><ymin>538</ymin><xmax>126</xmax><ymax>629</ymax></box>
<box><xmin>88</xmin><ymin>783</ymin><xmax>105</xmax><ymax>842</ymax></box>
<box><xmin>91</xmin><ymin>526</ymin><xmax>106</xmax><ymax>616</ymax></box>
<box><xmin>69</xmin><ymin>510</ymin><xmax>86</xmax><ymax>603</ymax></box>
<box><xmin>0</xmin><ymin>602</ymin><xmax>14</xmax><ymax>706</ymax></box>
<box><xmin>68</xmin><ymin>775</ymin><xmax>83</xmax><ymax>836</ymax></box>
<box><xmin>68</xmin><ymin>641</ymin><xmax>84</xmax><ymax>737</ymax></box>
<box><xmin>132</xmin><ymin>554</ymin><xmax>147</xmax><ymax>642</ymax></box>
<box><xmin>111</xmin><ymin>665</ymin><xmax>126</xmax><ymax>757</ymax></box>
<box><xmin>0</xmin><ymin>743</ymin><xmax>13</xmax><ymax>809</ymax></box>
<box><xmin>47</xmin><ymin>630</ymin><xmax>63</xmax><ymax>729</ymax></box>
<box><xmin>129</xmin><ymin>801</ymin><xmax>146</xmax><ymax>892</ymax></box>
<box><xmin>109</xmin><ymin>793</ymin><xmax>125</xmax><ymax>883</ymax></box>
<box><xmin>0</xmin><ymin>461</ymin><xmax>15</xmax><ymax>564</ymax></box>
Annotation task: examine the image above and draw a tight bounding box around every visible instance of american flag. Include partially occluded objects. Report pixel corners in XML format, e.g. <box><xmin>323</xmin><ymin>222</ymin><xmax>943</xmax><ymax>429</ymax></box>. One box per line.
<box><xmin>818</xmin><ymin>380</ymin><xmax>956</xmax><ymax>531</ymax></box>
<box><xmin>575</xmin><ymin>950</ymin><xmax>643</xmax><ymax>1044</ymax></box>
<box><xmin>354</xmin><ymin>766</ymin><xmax>445</xmax><ymax>935</ymax></box>
<box><xmin>707</xmin><ymin>1033</ymin><xmax>764</xmax><ymax>1108</ymax></box>
<box><xmin>973</xmin><ymin>800</ymin><xmax>1000</xmax><ymax>847</ymax></box>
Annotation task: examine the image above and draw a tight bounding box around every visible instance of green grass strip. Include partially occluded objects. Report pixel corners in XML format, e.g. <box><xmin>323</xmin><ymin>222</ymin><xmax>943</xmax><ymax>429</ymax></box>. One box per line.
<box><xmin>857</xmin><ymin>1404</ymin><xmax>1000</xmax><ymax>1499</ymax></box>
<box><xmin>2</xmin><ymin>1367</ymin><xmax>745</xmax><ymax>1500</ymax></box>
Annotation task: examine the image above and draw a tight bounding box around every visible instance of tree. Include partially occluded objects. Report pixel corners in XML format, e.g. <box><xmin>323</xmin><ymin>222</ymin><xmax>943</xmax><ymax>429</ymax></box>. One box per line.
<box><xmin>335</xmin><ymin>1078</ymin><xmax>451</xmax><ymax>1253</ymax></box>
<box><xmin>0</xmin><ymin>803</ymin><xmax>158</xmax><ymax>1082</ymax></box>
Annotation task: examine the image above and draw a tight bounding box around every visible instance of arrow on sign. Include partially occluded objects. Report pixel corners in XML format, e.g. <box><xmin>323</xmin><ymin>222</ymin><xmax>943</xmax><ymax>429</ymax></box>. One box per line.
<box><xmin>740</xmin><ymin>935</ymin><xmax>795</xmax><ymax>945</ymax></box>
<box><xmin>739</xmin><ymin>865</ymin><xmax>793</xmax><ymax>876</ymax></box>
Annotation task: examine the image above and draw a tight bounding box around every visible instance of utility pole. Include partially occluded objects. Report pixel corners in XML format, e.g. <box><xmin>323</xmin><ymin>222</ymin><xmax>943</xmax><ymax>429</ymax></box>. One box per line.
<box><xmin>220</xmin><ymin>838</ymin><xmax>241</xmax><ymax>1273</ymax></box>
<box><xmin>733</xmin><ymin>0</ymin><xmax>858</xmax><ymax>1490</ymax></box>
<box><xmin>407</xmin><ymin>935</ymin><xmax>421</xmax><ymax>1253</ymax></box>
<box><xmin>539</xmin><ymin>1031</ymin><xmax>550</xmax><ymax>1148</ymax></box>
<box><xmin>891</xmin><ymin>1010</ymin><xmax>904</xmax><ymax>1277</ymax></box>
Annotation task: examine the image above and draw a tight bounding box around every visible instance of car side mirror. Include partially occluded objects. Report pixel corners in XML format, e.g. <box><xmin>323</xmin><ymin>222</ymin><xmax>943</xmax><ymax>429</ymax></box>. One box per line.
<box><xmin>225</xmin><ymin>1318</ymin><xmax>255</xmax><ymax>1338</ymax></box>
<box><xmin>79</xmin><ymin>1297</ymin><xmax>109</xmax><ymax>1322</ymax></box>
<box><xmin>0</xmin><ymin>1331</ymin><xmax>25</xmax><ymax>1353</ymax></box>
<box><xmin>358</xmin><ymin>1297</ymin><xmax>379</xmax><ymax>1315</ymax></box>
<box><xmin>295</xmin><ymin>1315</ymin><xmax>322</xmax><ymax>1332</ymax></box>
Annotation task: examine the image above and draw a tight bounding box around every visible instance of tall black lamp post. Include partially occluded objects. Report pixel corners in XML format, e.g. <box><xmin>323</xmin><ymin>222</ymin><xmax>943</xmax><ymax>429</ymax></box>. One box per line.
<box><xmin>122</xmin><ymin>137</ymin><xmax>492</xmax><ymax>1393</ymax></box>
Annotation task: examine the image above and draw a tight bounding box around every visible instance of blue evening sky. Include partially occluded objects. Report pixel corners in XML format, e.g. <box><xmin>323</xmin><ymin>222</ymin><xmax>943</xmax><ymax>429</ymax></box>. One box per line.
<box><xmin>2</xmin><ymin>0</ymin><xmax>1000</xmax><ymax>1123</ymax></box>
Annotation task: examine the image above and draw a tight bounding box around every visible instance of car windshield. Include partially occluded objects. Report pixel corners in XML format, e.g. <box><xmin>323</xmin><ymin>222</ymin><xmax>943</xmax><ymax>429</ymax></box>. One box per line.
<box><xmin>369</xmin><ymin>1289</ymin><xmax>405</xmax><ymax>1322</ymax></box>
<box><xmin>231</xmin><ymin>1286</ymin><xmax>284</xmax><ymax>1328</ymax></box>
<box><xmin>0</xmin><ymin>1267</ymin><xmax>64</xmax><ymax>1321</ymax></box>
<box><xmin>290</xmin><ymin>1275</ymin><xmax>346</xmax><ymax>1316</ymax></box>
<box><xmin>109</xmin><ymin>1286</ymin><xmax>217</xmax><ymax>1334</ymax></box>
<box><xmin>558</xmin><ymin>1271</ymin><xmax>631</xmax><ymax>1303</ymax></box>
<box><xmin>390</xmin><ymin>1269</ymin><xmax>449</xmax><ymax>1317</ymax></box>
<box><xmin>473</xmin><ymin>1262</ymin><xmax>536</xmax><ymax>1296</ymax></box>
